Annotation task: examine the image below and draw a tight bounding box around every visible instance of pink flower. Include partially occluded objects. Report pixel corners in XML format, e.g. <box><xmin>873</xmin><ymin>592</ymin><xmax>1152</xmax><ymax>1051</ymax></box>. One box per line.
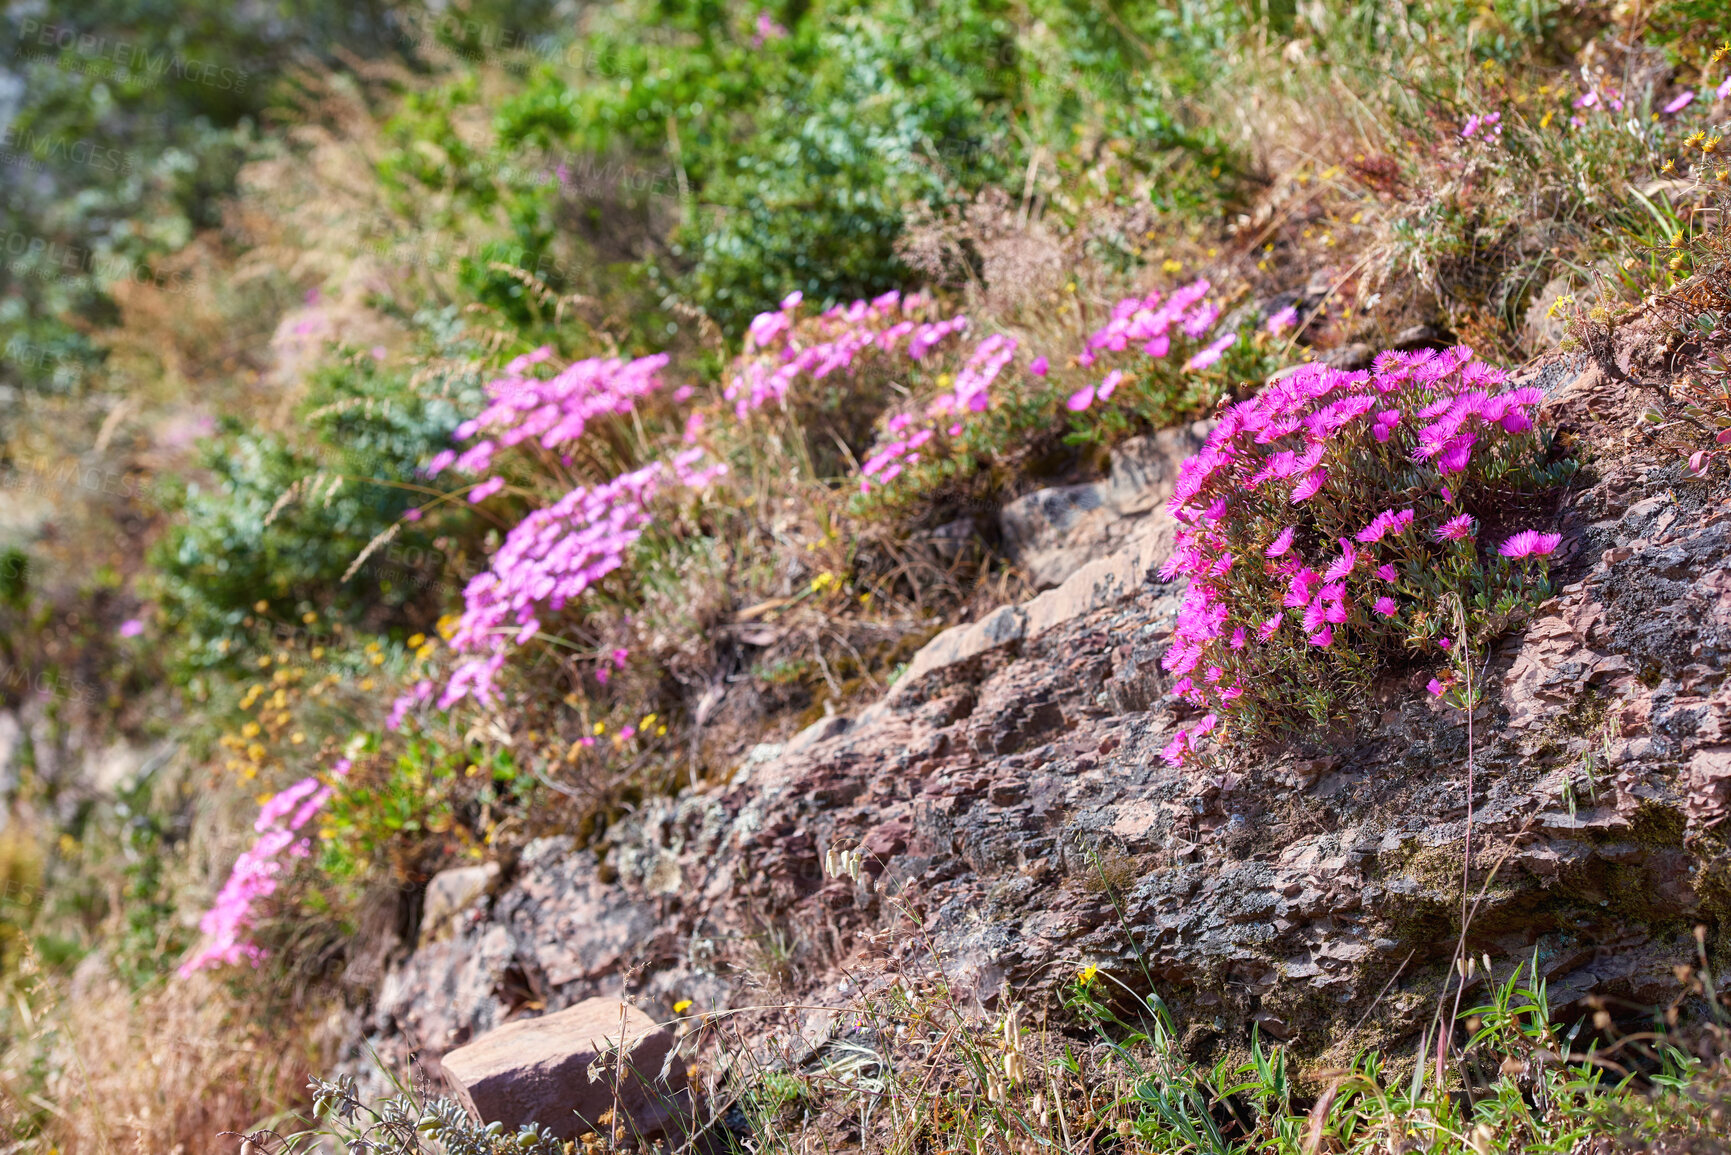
<box><xmin>1719</xmin><ymin>77</ymin><xmax>1731</xmax><ymax>101</ymax></box>
<box><xmin>1499</xmin><ymin>530</ymin><xmax>1561</xmax><ymax>559</ymax></box>
<box><xmin>1372</xmin><ymin>409</ymin><xmax>1401</xmax><ymax>443</ymax></box>
<box><xmin>1066</xmin><ymin>386</ymin><xmax>1096</xmax><ymax>412</ymax></box>
<box><xmin>1230</xmin><ymin>626</ymin><xmax>1247</xmax><ymax>649</ymax></box>
<box><xmin>1663</xmin><ymin>90</ymin><xmax>1695</xmax><ymax>115</ymax></box>
<box><xmin>118</xmin><ymin>618</ymin><xmax>144</xmax><ymax>638</ymax></box>
<box><xmin>1323</xmin><ymin>540</ymin><xmax>1357</xmax><ymax>581</ymax></box>
<box><xmin>1375</xmin><ymin>563</ymin><xmax>1398</xmax><ymax>581</ymax></box>
<box><xmin>1029</xmin><ymin>356</ymin><xmax>1049</xmax><ymax>377</ymax></box>
<box><xmin>1078</xmin><ymin>350</ymin><xmax>1097</xmax><ymax>368</ymax></box>
<box><xmin>1428</xmin><ymin>678</ymin><xmax>1446</xmax><ymax>696</ymax></box>
<box><xmin>1436</xmin><ymin>514</ymin><xmax>1474</xmax><ymax>541</ymax></box>
<box><xmin>1265</xmin><ymin>305</ymin><xmax>1298</xmax><ymax>335</ymax></box>
<box><xmin>1097</xmin><ymin>370</ymin><xmax>1124</xmax><ymax>402</ymax></box>
<box><xmin>612</xmin><ymin>647</ymin><xmax>630</xmax><ymax>667</ymax></box>
<box><xmin>1185</xmin><ymin>332</ymin><xmax>1237</xmax><ymax>372</ymax></box>
<box><xmin>468</xmin><ymin>476</ymin><xmax>506</xmax><ymax>503</ymax></box>
<box><xmin>1437</xmin><ymin>636</ymin><xmax>1452</xmax><ymax>651</ymax></box>
<box><xmin>596</xmin><ymin>667</ymin><xmax>611</xmax><ymax>685</ymax></box>
<box><xmin>1308</xmin><ymin>625</ymin><xmax>1334</xmax><ymax>647</ymax></box>
<box><xmin>1160</xmin><ymin>728</ymin><xmax>1191</xmax><ymax>766</ymax></box>
<box><xmin>1265</xmin><ymin>526</ymin><xmax>1296</xmax><ymax>557</ymax></box>
<box><xmin>1284</xmin><ymin>570</ymin><xmax>1319</xmax><ymax>608</ymax></box>
<box><xmin>1373</xmin><ymin>596</ymin><xmax>1397</xmax><ymax>617</ymax></box>
<box><xmin>1258</xmin><ymin>613</ymin><xmax>1284</xmax><ymax>641</ymax></box>
<box><xmin>1290</xmin><ymin>469</ymin><xmax>1327</xmax><ymax>503</ymax></box>
<box><xmin>1437</xmin><ymin>432</ymin><xmax>1477</xmax><ymax>474</ymax></box>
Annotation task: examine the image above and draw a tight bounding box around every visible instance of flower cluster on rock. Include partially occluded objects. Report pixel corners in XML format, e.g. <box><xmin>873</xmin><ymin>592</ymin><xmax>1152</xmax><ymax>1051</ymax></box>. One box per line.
<box><xmin>1158</xmin><ymin>346</ymin><xmax>1565</xmax><ymax>764</ymax></box>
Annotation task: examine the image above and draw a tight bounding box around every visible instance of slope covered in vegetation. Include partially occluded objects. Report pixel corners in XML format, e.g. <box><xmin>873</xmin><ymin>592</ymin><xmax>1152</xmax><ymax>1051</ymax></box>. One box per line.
<box><xmin>3</xmin><ymin>1</ymin><xmax>1731</xmax><ymax>1151</ymax></box>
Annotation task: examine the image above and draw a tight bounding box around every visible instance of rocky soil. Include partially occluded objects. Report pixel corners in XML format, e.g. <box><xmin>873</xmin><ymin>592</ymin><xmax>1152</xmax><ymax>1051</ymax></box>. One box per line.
<box><xmin>344</xmin><ymin>326</ymin><xmax>1731</xmax><ymax>1098</ymax></box>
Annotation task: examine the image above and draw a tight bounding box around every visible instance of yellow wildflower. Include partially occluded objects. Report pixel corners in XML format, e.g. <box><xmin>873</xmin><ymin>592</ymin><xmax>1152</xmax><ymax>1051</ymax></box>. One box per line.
<box><xmin>593</xmin><ymin>721</ymin><xmax>606</xmax><ymax>736</ymax></box>
<box><xmin>407</xmin><ymin>633</ymin><xmax>426</xmax><ymax>649</ymax></box>
<box><xmin>673</xmin><ymin>999</ymin><xmax>693</xmax><ymax>1014</ymax></box>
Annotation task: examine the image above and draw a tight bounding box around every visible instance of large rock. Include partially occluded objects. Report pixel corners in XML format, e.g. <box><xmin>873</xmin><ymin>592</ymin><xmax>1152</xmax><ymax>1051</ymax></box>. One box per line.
<box><xmin>441</xmin><ymin>997</ymin><xmax>691</xmax><ymax>1142</ymax></box>
<box><xmin>999</xmin><ymin>424</ymin><xmax>1208</xmax><ymax>589</ymax></box>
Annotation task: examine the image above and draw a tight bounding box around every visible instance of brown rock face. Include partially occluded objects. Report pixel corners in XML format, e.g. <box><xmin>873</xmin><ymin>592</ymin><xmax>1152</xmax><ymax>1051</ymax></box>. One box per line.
<box><xmin>440</xmin><ymin>998</ymin><xmax>691</xmax><ymax>1142</ymax></box>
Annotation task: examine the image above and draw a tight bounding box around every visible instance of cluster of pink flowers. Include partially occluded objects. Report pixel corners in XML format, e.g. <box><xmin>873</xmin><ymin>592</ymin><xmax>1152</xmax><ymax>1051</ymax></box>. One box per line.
<box><xmin>437</xmin><ymin>449</ymin><xmax>725</xmax><ymax>709</ymax></box>
<box><xmin>727</xmin><ymin>290</ymin><xmax>968</xmax><ymax>420</ymax></box>
<box><xmin>179</xmin><ymin>759</ymin><xmax>350</xmax><ymax>974</ymax></box>
<box><xmin>1461</xmin><ymin>111</ymin><xmax>1502</xmax><ymax>141</ymax></box>
<box><xmin>1155</xmin><ymin>346</ymin><xmax>1562</xmax><ymax>765</ymax></box>
<box><xmin>424</xmin><ymin>350</ymin><xmax>670</xmax><ymax>501</ymax></box>
<box><xmin>1065</xmin><ymin>279</ymin><xmax>1235</xmax><ymax>412</ymax></box>
<box><xmin>859</xmin><ymin>332</ymin><xmax>1022</xmax><ymax>491</ymax></box>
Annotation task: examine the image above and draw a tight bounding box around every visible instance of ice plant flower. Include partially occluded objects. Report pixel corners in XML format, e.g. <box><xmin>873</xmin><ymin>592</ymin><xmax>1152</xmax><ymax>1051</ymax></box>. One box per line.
<box><xmin>180</xmin><ymin>758</ymin><xmax>351</xmax><ymax>974</ymax></box>
<box><xmin>1157</xmin><ymin>345</ymin><xmax>1565</xmax><ymax>763</ymax></box>
<box><xmin>1436</xmin><ymin>514</ymin><xmax>1474</xmax><ymax>541</ymax></box>
<box><xmin>1499</xmin><ymin>530</ymin><xmax>1562</xmax><ymax>559</ymax></box>
<box><xmin>1186</xmin><ymin>332</ymin><xmax>1237</xmax><ymax>371</ymax></box>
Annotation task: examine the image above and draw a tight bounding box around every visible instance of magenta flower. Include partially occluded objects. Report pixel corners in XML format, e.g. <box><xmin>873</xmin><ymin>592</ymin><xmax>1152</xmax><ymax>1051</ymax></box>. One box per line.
<box><xmin>1185</xmin><ymin>332</ymin><xmax>1237</xmax><ymax>372</ymax></box>
<box><xmin>1323</xmin><ymin>541</ymin><xmax>1357</xmax><ymax>581</ymax></box>
<box><xmin>1437</xmin><ymin>636</ymin><xmax>1452</xmax><ymax>651</ymax></box>
<box><xmin>1372</xmin><ymin>409</ymin><xmax>1401</xmax><ymax>443</ymax></box>
<box><xmin>1290</xmin><ymin>469</ymin><xmax>1327</xmax><ymax>503</ymax></box>
<box><xmin>1029</xmin><ymin>355</ymin><xmax>1049</xmax><ymax>377</ymax></box>
<box><xmin>118</xmin><ymin>618</ymin><xmax>144</xmax><ymax>638</ymax></box>
<box><xmin>1427</xmin><ymin>677</ymin><xmax>1446</xmax><ymax>696</ymax></box>
<box><xmin>1265</xmin><ymin>526</ymin><xmax>1295</xmax><ymax>557</ymax></box>
<box><xmin>1308</xmin><ymin>625</ymin><xmax>1334</xmax><ymax>647</ymax></box>
<box><xmin>1375</xmin><ymin>563</ymin><xmax>1398</xmax><ymax>581</ymax></box>
<box><xmin>1258</xmin><ymin>612</ymin><xmax>1283</xmax><ymax>641</ymax></box>
<box><xmin>1436</xmin><ymin>514</ymin><xmax>1474</xmax><ymax>541</ymax></box>
<box><xmin>1066</xmin><ymin>385</ymin><xmax>1096</xmax><ymax>412</ymax></box>
<box><xmin>1097</xmin><ymin>369</ymin><xmax>1124</xmax><ymax>401</ymax></box>
<box><xmin>1499</xmin><ymin>530</ymin><xmax>1561</xmax><ymax>559</ymax></box>
<box><xmin>1373</xmin><ymin>596</ymin><xmax>1397</xmax><ymax>617</ymax></box>
<box><xmin>1663</xmin><ymin>90</ymin><xmax>1695</xmax><ymax>114</ymax></box>
<box><xmin>1265</xmin><ymin>305</ymin><xmax>1298</xmax><ymax>335</ymax></box>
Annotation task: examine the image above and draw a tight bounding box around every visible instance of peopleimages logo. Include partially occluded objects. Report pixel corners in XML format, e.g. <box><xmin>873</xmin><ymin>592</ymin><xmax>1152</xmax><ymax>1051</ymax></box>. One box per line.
<box><xmin>0</xmin><ymin>229</ymin><xmax>196</xmax><ymax>294</ymax></box>
<box><xmin>0</xmin><ymin>126</ymin><xmax>132</xmax><ymax>172</ymax></box>
<box><xmin>14</xmin><ymin>20</ymin><xmax>250</xmax><ymax>94</ymax></box>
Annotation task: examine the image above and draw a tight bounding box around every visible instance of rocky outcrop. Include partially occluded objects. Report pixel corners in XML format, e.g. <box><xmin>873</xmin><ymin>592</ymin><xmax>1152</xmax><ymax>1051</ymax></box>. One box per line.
<box><xmin>998</xmin><ymin>425</ymin><xmax>1208</xmax><ymax>589</ymax></box>
<box><xmin>349</xmin><ymin>341</ymin><xmax>1731</xmax><ymax>1095</ymax></box>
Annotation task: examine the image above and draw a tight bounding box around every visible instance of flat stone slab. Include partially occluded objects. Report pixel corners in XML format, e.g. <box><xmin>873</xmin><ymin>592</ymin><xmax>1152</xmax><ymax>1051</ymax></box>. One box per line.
<box><xmin>441</xmin><ymin>997</ymin><xmax>690</xmax><ymax>1142</ymax></box>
